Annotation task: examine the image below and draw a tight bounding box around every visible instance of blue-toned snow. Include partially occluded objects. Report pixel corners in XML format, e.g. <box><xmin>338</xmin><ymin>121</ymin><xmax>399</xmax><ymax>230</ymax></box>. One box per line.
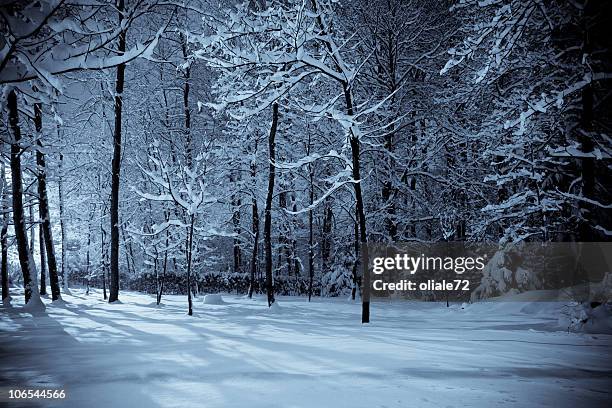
<box><xmin>1</xmin><ymin>289</ymin><xmax>610</xmax><ymax>407</ymax></box>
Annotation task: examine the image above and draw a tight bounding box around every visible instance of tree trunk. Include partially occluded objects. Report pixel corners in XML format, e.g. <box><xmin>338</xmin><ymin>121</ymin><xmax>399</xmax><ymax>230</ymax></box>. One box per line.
<box><xmin>249</xmin><ymin>199</ymin><xmax>259</xmax><ymax>298</ymax></box>
<box><xmin>351</xmin><ymin>134</ymin><xmax>369</xmax><ymax>323</ymax></box>
<box><xmin>307</xmin><ymin>134</ymin><xmax>315</xmax><ymax>302</ymax></box>
<box><xmin>291</xmin><ymin>193</ymin><xmax>299</xmax><ymax>276</ymax></box>
<box><xmin>232</xmin><ymin>215</ymin><xmax>241</xmax><ymax>272</ymax></box>
<box><xmin>85</xmin><ymin>203</ymin><xmax>96</xmax><ymax>294</ymax></box>
<box><xmin>381</xmin><ymin>125</ymin><xmax>397</xmax><ymax>241</ymax></box>
<box><xmin>186</xmin><ymin>214</ymin><xmax>195</xmax><ymax>316</ymax></box>
<box><xmin>120</xmin><ymin>224</ymin><xmax>135</xmax><ymax>275</ymax></box>
<box><xmin>103</xmin><ymin>270</ymin><xmax>107</xmax><ymax>299</ymax></box>
<box><xmin>34</xmin><ymin>103</ymin><xmax>61</xmax><ymax>301</ymax></box>
<box><xmin>180</xmin><ymin>30</ymin><xmax>194</xmax><ymax>310</ymax></box>
<box><xmin>58</xmin><ymin>152</ymin><xmax>69</xmax><ymax>293</ymax></box>
<box><xmin>29</xmin><ymin>202</ymin><xmax>35</xmax><ymax>261</ymax></box>
<box><xmin>248</xmin><ymin>138</ymin><xmax>259</xmax><ymax>299</ymax></box>
<box><xmin>321</xmin><ymin>200</ymin><xmax>332</xmax><ymax>274</ymax></box>
<box><xmin>351</xmin><ymin>212</ymin><xmax>359</xmax><ymax>301</ymax></box>
<box><xmin>101</xmin><ymin>214</ymin><xmax>108</xmax><ymax>300</ymax></box>
<box><xmin>180</xmin><ymin>31</ymin><xmax>192</xmax><ymax>166</ymax></box>
<box><xmin>158</xmin><ymin>242</ymin><xmax>167</xmax><ymax>305</ymax></box>
<box><xmin>7</xmin><ymin>90</ymin><xmax>40</xmax><ymax>305</ymax></box>
<box><xmin>231</xmin><ymin>173</ymin><xmax>242</xmax><ymax>273</ymax></box>
<box><xmin>1</xmin><ymin>162</ymin><xmax>9</xmax><ymax>303</ymax></box>
<box><xmin>109</xmin><ymin>0</ymin><xmax>127</xmax><ymax>303</ymax></box>
<box><xmin>344</xmin><ymin>84</ymin><xmax>370</xmax><ymax>323</ymax></box>
<box><xmin>39</xmin><ymin>224</ymin><xmax>46</xmax><ymax>296</ymax></box>
<box><xmin>278</xmin><ymin>185</ymin><xmax>289</xmax><ymax>276</ymax></box>
<box><xmin>85</xmin><ymin>207</ymin><xmax>92</xmax><ymax>295</ymax></box>
<box><xmin>264</xmin><ymin>102</ymin><xmax>278</xmax><ymax>307</ymax></box>
<box><xmin>158</xmin><ymin>211</ymin><xmax>170</xmax><ymax>305</ymax></box>
<box><xmin>334</xmin><ymin>80</ymin><xmax>370</xmax><ymax>321</ymax></box>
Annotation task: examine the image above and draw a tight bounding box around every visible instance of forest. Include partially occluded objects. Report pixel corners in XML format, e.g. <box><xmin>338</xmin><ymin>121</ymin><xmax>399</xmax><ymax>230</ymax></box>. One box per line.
<box><xmin>1</xmin><ymin>0</ymin><xmax>611</xmax><ymax>318</ymax></box>
<box><xmin>1</xmin><ymin>1</ymin><xmax>611</xmax><ymax>407</ymax></box>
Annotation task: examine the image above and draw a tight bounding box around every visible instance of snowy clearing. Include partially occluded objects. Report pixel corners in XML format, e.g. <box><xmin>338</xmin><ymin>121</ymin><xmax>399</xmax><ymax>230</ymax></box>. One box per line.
<box><xmin>1</xmin><ymin>289</ymin><xmax>611</xmax><ymax>408</ymax></box>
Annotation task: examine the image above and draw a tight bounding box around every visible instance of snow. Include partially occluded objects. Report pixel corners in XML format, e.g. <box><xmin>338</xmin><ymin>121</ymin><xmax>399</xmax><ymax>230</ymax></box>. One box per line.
<box><xmin>558</xmin><ymin>302</ymin><xmax>612</xmax><ymax>335</ymax></box>
<box><xmin>1</xmin><ymin>289</ymin><xmax>611</xmax><ymax>408</ymax></box>
<box><xmin>203</xmin><ymin>294</ymin><xmax>225</xmax><ymax>305</ymax></box>
<box><xmin>267</xmin><ymin>301</ymin><xmax>282</xmax><ymax>313</ymax></box>
<box><xmin>20</xmin><ymin>293</ymin><xmax>46</xmax><ymax>315</ymax></box>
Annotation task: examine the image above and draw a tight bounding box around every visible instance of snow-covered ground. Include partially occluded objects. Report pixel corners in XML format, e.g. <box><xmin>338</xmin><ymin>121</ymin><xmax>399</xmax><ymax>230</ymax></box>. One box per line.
<box><xmin>1</xmin><ymin>289</ymin><xmax>611</xmax><ymax>408</ymax></box>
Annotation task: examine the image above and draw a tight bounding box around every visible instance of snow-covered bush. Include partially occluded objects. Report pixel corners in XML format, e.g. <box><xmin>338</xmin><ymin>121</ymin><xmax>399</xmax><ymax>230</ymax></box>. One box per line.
<box><xmin>320</xmin><ymin>266</ymin><xmax>353</xmax><ymax>297</ymax></box>
<box><xmin>122</xmin><ymin>271</ymin><xmax>323</xmax><ymax>297</ymax></box>
<box><xmin>203</xmin><ymin>294</ymin><xmax>225</xmax><ymax>305</ymax></box>
<box><xmin>590</xmin><ymin>272</ymin><xmax>612</xmax><ymax>302</ymax></box>
<box><xmin>471</xmin><ymin>248</ymin><xmax>542</xmax><ymax>301</ymax></box>
<box><xmin>559</xmin><ymin>302</ymin><xmax>612</xmax><ymax>334</ymax></box>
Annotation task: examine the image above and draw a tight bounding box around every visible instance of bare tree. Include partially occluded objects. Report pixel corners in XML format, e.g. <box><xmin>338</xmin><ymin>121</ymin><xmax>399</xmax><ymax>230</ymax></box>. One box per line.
<box><xmin>7</xmin><ymin>90</ymin><xmax>42</xmax><ymax>308</ymax></box>
<box><xmin>264</xmin><ymin>103</ymin><xmax>279</xmax><ymax>307</ymax></box>
<box><xmin>34</xmin><ymin>103</ymin><xmax>61</xmax><ymax>301</ymax></box>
